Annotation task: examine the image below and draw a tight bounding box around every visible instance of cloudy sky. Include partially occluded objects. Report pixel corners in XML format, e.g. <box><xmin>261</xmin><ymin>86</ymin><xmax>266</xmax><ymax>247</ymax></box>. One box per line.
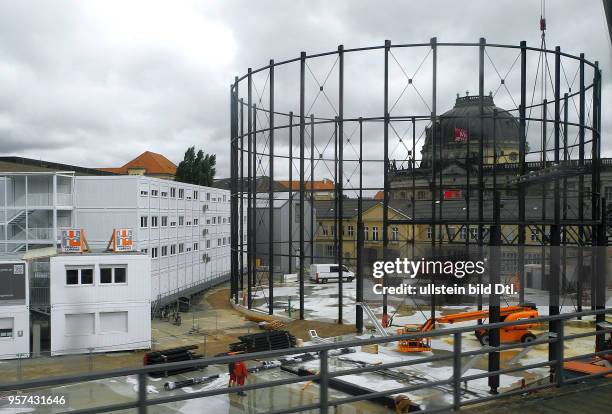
<box><xmin>0</xmin><ymin>0</ymin><xmax>609</xmax><ymax>180</ymax></box>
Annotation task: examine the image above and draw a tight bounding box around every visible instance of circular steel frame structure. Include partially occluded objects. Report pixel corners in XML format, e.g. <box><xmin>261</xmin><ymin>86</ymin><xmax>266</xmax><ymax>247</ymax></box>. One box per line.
<box><xmin>228</xmin><ymin>40</ymin><xmax>605</xmax><ymax>380</ymax></box>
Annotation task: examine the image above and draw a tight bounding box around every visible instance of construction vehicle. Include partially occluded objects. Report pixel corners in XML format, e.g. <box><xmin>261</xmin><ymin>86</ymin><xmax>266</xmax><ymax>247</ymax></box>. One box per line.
<box><xmin>397</xmin><ymin>304</ymin><xmax>539</xmax><ymax>352</ymax></box>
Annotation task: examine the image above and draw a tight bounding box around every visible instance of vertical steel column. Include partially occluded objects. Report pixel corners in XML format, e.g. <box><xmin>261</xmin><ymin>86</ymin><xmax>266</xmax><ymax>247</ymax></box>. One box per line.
<box><xmin>299</xmin><ymin>52</ymin><xmax>306</xmax><ymax>320</ymax></box>
<box><xmin>383</xmin><ymin>39</ymin><xmax>390</xmax><ymax>316</ymax></box>
<box><xmin>562</xmin><ymin>93</ymin><xmax>568</xmax><ymax>292</ymax></box>
<box><xmin>253</xmin><ymin>103</ymin><xmax>259</xmax><ymax>293</ymax></box>
<box><xmin>430</xmin><ymin>37</ymin><xmax>438</xmax><ymax>325</ymax></box>
<box><xmin>452</xmin><ymin>332</ymin><xmax>463</xmax><ymax>410</ymax></box>
<box><xmin>310</xmin><ymin>114</ymin><xmax>315</xmax><ymax>268</ymax></box>
<box><xmin>590</xmin><ymin>62</ymin><xmax>600</xmax><ymax>311</ymax></box>
<box><xmin>240</xmin><ymin>98</ymin><xmax>245</xmax><ymax>291</ymax></box>
<box><xmin>593</xmin><ymin>63</ymin><xmax>606</xmax><ymax>351</ymax></box>
<box><xmin>247</xmin><ymin>69</ymin><xmax>253</xmax><ymax>308</ymax></box>
<box><xmin>577</xmin><ymin>54</ymin><xmax>585</xmax><ymax>313</ymax></box>
<box><xmin>137</xmin><ymin>372</ymin><xmax>147</xmax><ymax>414</ymax></box>
<box><xmin>478</xmin><ymin>38</ymin><xmax>485</xmax><ymax>315</ymax></box>
<box><xmin>356</xmin><ymin>118</ymin><xmax>364</xmax><ymax>332</ymax></box>
<box><xmin>334</xmin><ymin>118</ymin><xmax>338</xmax><ymax>300</ymax></box>
<box><xmin>319</xmin><ymin>350</ymin><xmax>329</xmax><ymax>413</ymax></box>
<box><xmin>412</xmin><ymin>118</ymin><xmax>416</xmax><ymax>259</ymax></box>
<box><xmin>230</xmin><ymin>80</ymin><xmax>239</xmax><ymax>303</ymax></box>
<box><xmin>518</xmin><ymin>41</ymin><xmax>527</xmax><ymax>305</ymax></box>
<box><xmin>268</xmin><ymin>60</ymin><xmax>275</xmax><ymax>315</ymax></box>
<box><xmin>541</xmin><ymin>100</ymin><xmax>547</xmax><ymax>292</ymax></box>
<box><xmin>288</xmin><ymin>113</ymin><xmax>294</xmax><ymax>275</ymax></box>
<box><xmin>233</xmin><ymin>80</ymin><xmax>240</xmax><ymax>303</ymax></box>
<box><xmin>488</xmin><ymin>191</ymin><xmax>501</xmax><ymax>394</ymax></box>
<box><xmin>337</xmin><ymin>45</ymin><xmax>345</xmax><ymax>324</ymax></box>
<box><xmin>549</xmin><ymin>47</ymin><xmax>562</xmax><ymax>370</ymax></box>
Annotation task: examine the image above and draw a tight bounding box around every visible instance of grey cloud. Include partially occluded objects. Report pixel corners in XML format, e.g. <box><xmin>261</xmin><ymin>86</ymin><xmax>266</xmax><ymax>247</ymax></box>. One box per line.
<box><xmin>0</xmin><ymin>0</ymin><xmax>609</xmax><ymax>181</ymax></box>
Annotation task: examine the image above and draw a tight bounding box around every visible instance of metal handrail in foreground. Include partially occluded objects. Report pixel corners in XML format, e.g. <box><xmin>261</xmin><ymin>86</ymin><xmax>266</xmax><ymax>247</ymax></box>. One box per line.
<box><xmin>1</xmin><ymin>308</ymin><xmax>610</xmax><ymax>413</ymax></box>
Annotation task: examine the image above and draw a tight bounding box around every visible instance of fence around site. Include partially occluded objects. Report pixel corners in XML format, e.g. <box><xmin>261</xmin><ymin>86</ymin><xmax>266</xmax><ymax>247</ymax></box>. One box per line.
<box><xmin>0</xmin><ymin>308</ymin><xmax>610</xmax><ymax>414</ymax></box>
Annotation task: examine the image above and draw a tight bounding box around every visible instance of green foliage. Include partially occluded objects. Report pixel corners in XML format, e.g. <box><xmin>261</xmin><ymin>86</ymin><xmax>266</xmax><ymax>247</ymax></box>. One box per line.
<box><xmin>175</xmin><ymin>146</ymin><xmax>216</xmax><ymax>186</ymax></box>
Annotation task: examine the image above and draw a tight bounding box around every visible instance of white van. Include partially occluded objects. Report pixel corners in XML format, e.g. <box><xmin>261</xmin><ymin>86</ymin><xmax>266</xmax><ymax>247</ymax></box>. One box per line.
<box><xmin>310</xmin><ymin>264</ymin><xmax>354</xmax><ymax>284</ymax></box>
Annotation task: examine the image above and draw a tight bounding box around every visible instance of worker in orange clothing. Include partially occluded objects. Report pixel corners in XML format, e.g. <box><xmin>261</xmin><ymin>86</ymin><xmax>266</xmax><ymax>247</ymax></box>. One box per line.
<box><xmin>382</xmin><ymin>313</ymin><xmax>390</xmax><ymax>328</ymax></box>
<box><xmin>233</xmin><ymin>359</ymin><xmax>248</xmax><ymax>396</ymax></box>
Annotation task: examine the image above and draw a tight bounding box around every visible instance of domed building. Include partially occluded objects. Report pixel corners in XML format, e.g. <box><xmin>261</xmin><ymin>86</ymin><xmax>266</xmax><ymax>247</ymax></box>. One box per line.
<box><xmin>420</xmin><ymin>94</ymin><xmax>520</xmax><ymax>168</ymax></box>
<box><xmin>390</xmin><ymin>94</ymin><xmax>521</xmax><ymax>203</ymax></box>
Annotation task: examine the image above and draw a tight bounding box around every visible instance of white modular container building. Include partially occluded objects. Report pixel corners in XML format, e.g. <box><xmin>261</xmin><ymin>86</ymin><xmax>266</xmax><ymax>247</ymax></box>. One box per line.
<box><xmin>73</xmin><ymin>175</ymin><xmax>232</xmax><ymax>306</ymax></box>
<box><xmin>0</xmin><ymin>260</ymin><xmax>30</xmax><ymax>360</ymax></box>
<box><xmin>49</xmin><ymin>252</ymin><xmax>150</xmax><ymax>355</ymax></box>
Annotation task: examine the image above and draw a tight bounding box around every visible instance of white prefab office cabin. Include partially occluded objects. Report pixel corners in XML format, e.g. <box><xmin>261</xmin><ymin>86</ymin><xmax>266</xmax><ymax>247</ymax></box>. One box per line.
<box><xmin>49</xmin><ymin>252</ymin><xmax>151</xmax><ymax>356</ymax></box>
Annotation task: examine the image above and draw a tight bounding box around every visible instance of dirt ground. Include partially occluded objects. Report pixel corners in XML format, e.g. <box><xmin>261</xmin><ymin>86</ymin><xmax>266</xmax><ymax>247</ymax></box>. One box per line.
<box><xmin>3</xmin><ymin>283</ymin><xmax>357</xmax><ymax>382</ymax></box>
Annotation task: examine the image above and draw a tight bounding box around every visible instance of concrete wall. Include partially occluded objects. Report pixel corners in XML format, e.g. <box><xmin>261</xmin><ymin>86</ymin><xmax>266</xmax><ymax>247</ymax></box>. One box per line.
<box><xmin>49</xmin><ymin>253</ymin><xmax>150</xmax><ymax>355</ymax></box>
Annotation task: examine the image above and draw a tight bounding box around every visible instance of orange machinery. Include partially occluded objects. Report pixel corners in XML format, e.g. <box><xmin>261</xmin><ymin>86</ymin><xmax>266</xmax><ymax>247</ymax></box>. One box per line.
<box><xmin>397</xmin><ymin>305</ymin><xmax>540</xmax><ymax>352</ymax></box>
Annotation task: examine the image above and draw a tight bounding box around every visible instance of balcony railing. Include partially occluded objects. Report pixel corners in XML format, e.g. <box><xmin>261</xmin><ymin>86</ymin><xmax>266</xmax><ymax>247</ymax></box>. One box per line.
<box><xmin>0</xmin><ymin>308</ymin><xmax>609</xmax><ymax>413</ymax></box>
<box><xmin>27</xmin><ymin>227</ymin><xmax>53</xmax><ymax>240</ymax></box>
<box><xmin>4</xmin><ymin>192</ymin><xmax>72</xmax><ymax>207</ymax></box>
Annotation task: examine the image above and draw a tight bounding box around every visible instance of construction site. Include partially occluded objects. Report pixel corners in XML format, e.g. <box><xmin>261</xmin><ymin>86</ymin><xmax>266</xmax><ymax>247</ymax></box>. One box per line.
<box><xmin>1</xmin><ymin>2</ymin><xmax>612</xmax><ymax>414</ymax></box>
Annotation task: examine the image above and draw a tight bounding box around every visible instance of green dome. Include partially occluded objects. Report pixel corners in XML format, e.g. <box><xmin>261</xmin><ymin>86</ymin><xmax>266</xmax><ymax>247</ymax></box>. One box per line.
<box><xmin>421</xmin><ymin>95</ymin><xmax>519</xmax><ymax>167</ymax></box>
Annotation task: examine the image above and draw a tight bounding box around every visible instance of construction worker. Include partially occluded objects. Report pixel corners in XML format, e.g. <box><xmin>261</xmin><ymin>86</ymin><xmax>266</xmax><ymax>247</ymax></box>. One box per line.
<box><xmin>233</xmin><ymin>359</ymin><xmax>248</xmax><ymax>396</ymax></box>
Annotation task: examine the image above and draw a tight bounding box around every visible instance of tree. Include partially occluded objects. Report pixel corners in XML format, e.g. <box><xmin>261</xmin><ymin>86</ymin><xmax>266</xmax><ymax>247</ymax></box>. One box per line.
<box><xmin>175</xmin><ymin>146</ymin><xmax>216</xmax><ymax>186</ymax></box>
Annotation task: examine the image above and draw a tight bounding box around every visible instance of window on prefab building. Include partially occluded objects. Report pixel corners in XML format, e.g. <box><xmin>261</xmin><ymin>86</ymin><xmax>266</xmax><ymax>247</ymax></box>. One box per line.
<box><xmin>161</xmin><ymin>191</ymin><xmax>168</xmax><ymax>197</ymax></box>
<box><xmin>193</xmin><ymin>218</ymin><xmax>199</xmax><ymax>225</ymax></box>
<box><xmin>206</xmin><ymin>240</ymin><xmax>211</xmax><ymax>249</ymax></box>
<box><xmin>223</xmin><ymin>195</ymin><xmax>227</xmax><ymax>202</ymax></box>
<box><xmin>218</xmin><ymin>216</ymin><xmax>222</xmax><ymax>223</ymax></box>
<box><xmin>66</xmin><ymin>267</ymin><xmax>93</xmax><ymax>285</ymax></box>
<box><xmin>101</xmin><ymin>266</ymin><xmax>127</xmax><ymax>284</ymax></box>
<box><xmin>161</xmin><ymin>246</ymin><xmax>168</xmax><ymax>257</ymax></box>
<box><xmin>140</xmin><ymin>216</ymin><xmax>148</xmax><ymax>228</ymax></box>
<box><xmin>206</xmin><ymin>192</ymin><xmax>211</xmax><ymax>201</ymax></box>
<box><xmin>178</xmin><ymin>188</ymin><xmax>184</xmax><ymax>199</ymax></box>
<box><xmin>0</xmin><ymin>317</ymin><xmax>13</xmax><ymax>338</ymax></box>
<box><xmin>151</xmin><ymin>216</ymin><xmax>158</xmax><ymax>227</ymax></box>
<box><xmin>218</xmin><ymin>238</ymin><xmax>222</xmax><ymax>246</ymax></box>
<box><xmin>151</xmin><ymin>247</ymin><xmax>158</xmax><ymax>258</ymax></box>
<box><xmin>161</xmin><ymin>216</ymin><xmax>168</xmax><ymax>227</ymax></box>
<box><xmin>151</xmin><ymin>189</ymin><xmax>158</xmax><ymax>197</ymax></box>
<box><xmin>140</xmin><ymin>190</ymin><xmax>148</xmax><ymax>196</ymax></box>
<box><xmin>170</xmin><ymin>187</ymin><xmax>176</xmax><ymax>198</ymax></box>
<box><xmin>193</xmin><ymin>242</ymin><xmax>199</xmax><ymax>251</ymax></box>
<box><xmin>212</xmin><ymin>217</ymin><xmax>216</xmax><ymax>224</ymax></box>
<box><xmin>193</xmin><ymin>191</ymin><xmax>198</xmax><ymax>200</ymax></box>
<box><xmin>178</xmin><ymin>243</ymin><xmax>184</xmax><ymax>253</ymax></box>
<box><xmin>179</xmin><ymin>216</ymin><xmax>184</xmax><ymax>226</ymax></box>
<box><xmin>348</xmin><ymin>225</ymin><xmax>354</xmax><ymax>237</ymax></box>
<box><xmin>170</xmin><ymin>245</ymin><xmax>176</xmax><ymax>255</ymax></box>
<box><xmin>392</xmin><ymin>227</ymin><xmax>399</xmax><ymax>241</ymax></box>
<box><xmin>372</xmin><ymin>226</ymin><xmax>379</xmax><ymax>241</ymax></box>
